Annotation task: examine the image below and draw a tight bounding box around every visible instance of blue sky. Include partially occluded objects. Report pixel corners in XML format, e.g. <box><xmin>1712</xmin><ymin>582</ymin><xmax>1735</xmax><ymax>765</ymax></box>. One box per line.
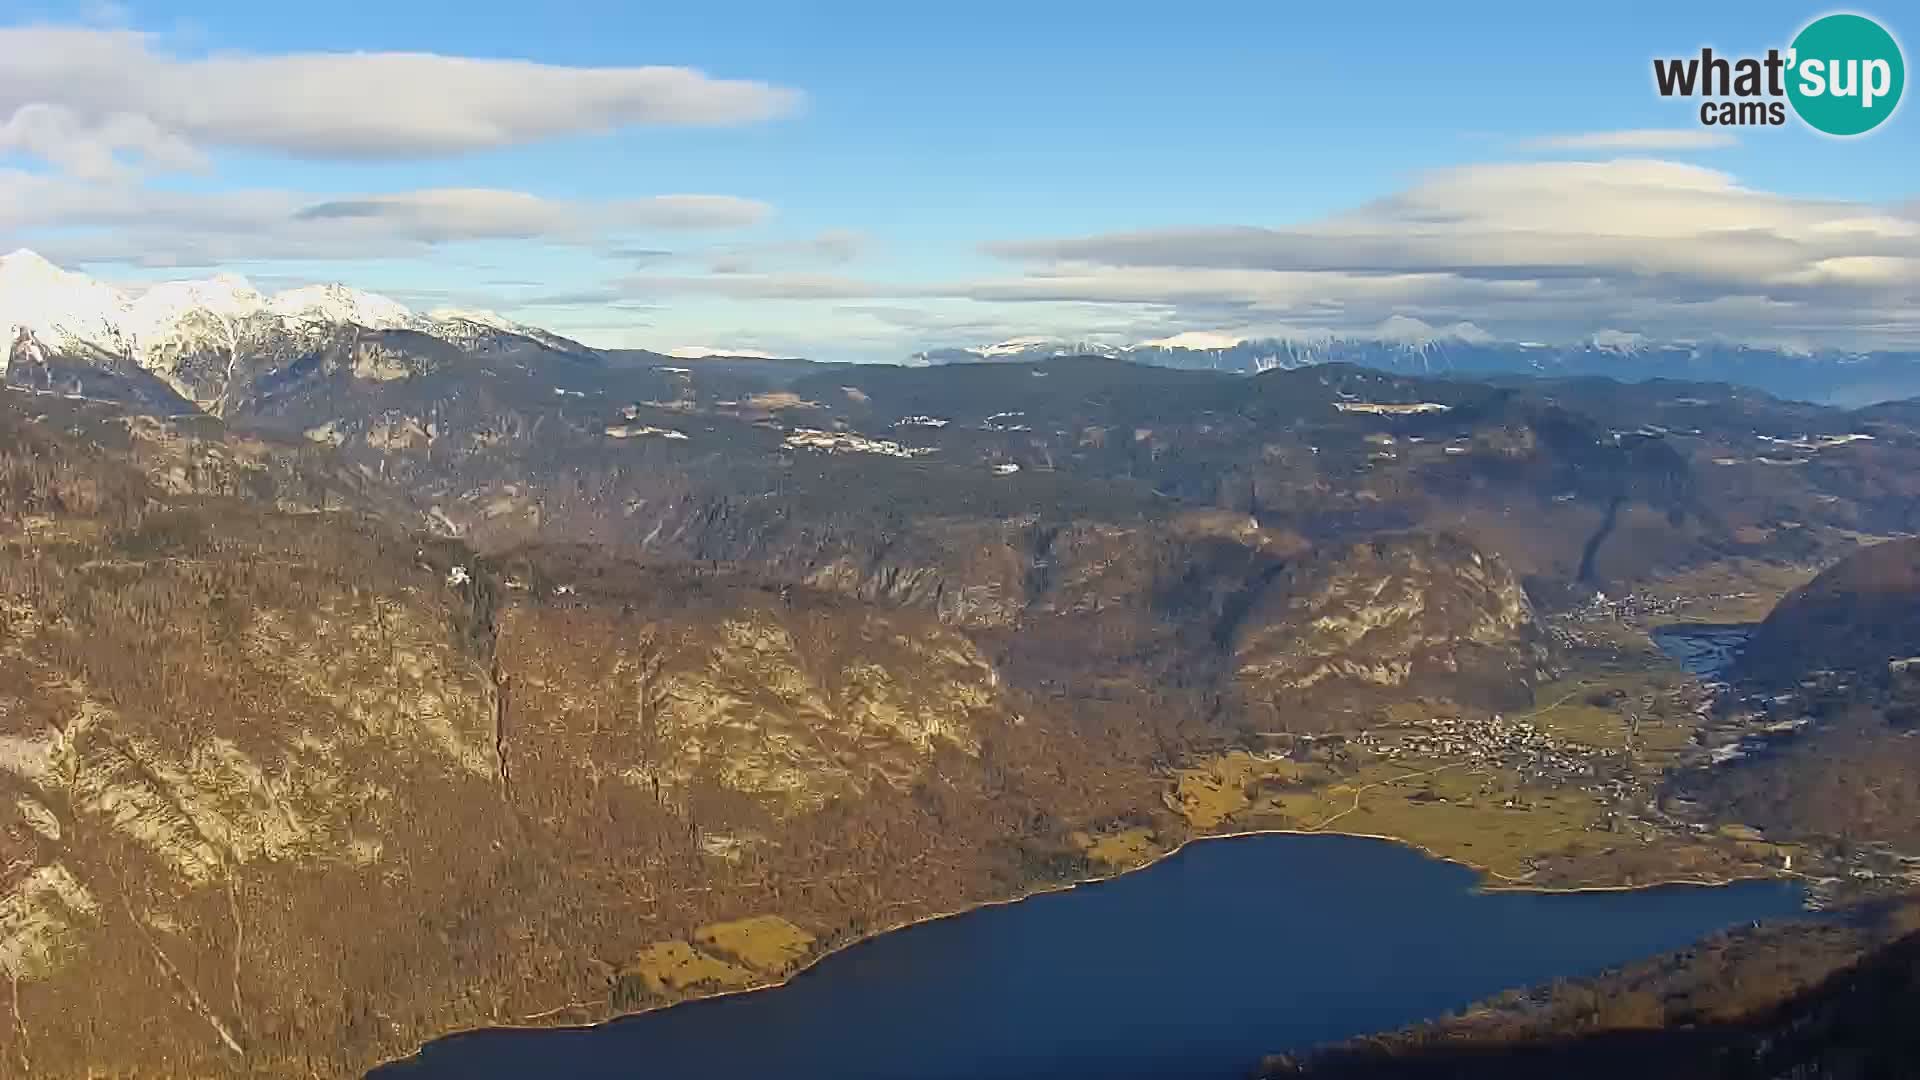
<box><xmin>0</xmin><ymin>0</ymin><xmax>1913</xmax><ymax>359</ymax></box>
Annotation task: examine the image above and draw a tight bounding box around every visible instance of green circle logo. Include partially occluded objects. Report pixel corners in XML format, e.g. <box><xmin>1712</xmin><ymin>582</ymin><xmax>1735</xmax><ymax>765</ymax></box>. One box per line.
<box><xmin>1787</xmin><ymin>13</ymin><xmax>1905</xmax><ymax>135</ymax></box>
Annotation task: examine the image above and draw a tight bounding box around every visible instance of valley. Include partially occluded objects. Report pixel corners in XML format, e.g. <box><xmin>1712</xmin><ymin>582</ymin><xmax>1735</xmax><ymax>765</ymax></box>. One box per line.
<box><xmin>0</xmin><ymin>257</ymin><xmax>1916</xmax><ymax>1076</ymax></box>
<box><xmin>1154</xmin><ymin>569</ymin><xmax>1836</xmax><ymax>892</ymax></box>
<box><xmin>1268</xmin><ymin>535</ymin><xmax>1920</xmax><ymax>1078</ymax></box>
<box><xmin>0</xmin><ymin>0</ymin><xmax>1911</xmax><ymax>1071</ymax></box>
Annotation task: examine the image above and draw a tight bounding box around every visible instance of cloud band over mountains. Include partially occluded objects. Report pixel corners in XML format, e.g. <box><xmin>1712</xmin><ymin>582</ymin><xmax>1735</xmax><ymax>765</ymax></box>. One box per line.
<box><xmin>604</xmin><ymin>160</ymin><xmax>1918</xmax><ymax>352</ymax></box>
<box><xmin>0</xmin><ymin>21</ymin><xmax>1909</xmax><ymax>356</ymax></box>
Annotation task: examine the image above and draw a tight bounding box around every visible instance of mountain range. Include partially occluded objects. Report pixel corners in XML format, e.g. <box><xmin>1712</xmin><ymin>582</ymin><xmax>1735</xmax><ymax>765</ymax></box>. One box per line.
<box><xmin>0</xmin><ymin>249</ymin><xmax>609</xmax><ymax>410</ymax></box>
<box><xmin>0</xmin><ymin>247</ymin><xmax>1918</xmax><ymax>1077</ymax></box>
<box><xmin>914</xmin><ymin>334</ymin><xmax>1920</xmax><ymax>409</ymax></box>
<box><xmin>7</xmin><ymin>251</ymin><xmax>1919</xmax><ymax>417</ymax></box>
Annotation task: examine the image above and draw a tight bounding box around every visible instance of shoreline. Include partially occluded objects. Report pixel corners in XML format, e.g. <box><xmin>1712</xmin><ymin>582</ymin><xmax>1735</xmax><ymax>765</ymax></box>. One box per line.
<box><xmin>367</xmin><ymin>621</ymin><xmax>1800</xmax><ymax>1073</ymax></box>
<box><xmin>368</xmin><ymin>824</ymin><xmax>1796</xmax><ymax>1074</ymax></box>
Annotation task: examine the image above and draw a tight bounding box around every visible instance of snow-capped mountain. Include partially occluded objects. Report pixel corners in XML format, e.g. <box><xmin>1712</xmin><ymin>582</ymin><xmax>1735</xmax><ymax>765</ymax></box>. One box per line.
<box><xmin>1135</xmin><ymin>331</ymin><xmax>1245</xmax><ymax>351</ymax></box>
<box><xmin>0</xmin><ymin>249</ymin><xmax>138</xmax><ymax>360</ymax></box>
<box><xmin>666</xmin><ymin>346</ymin><xmax>792</xmax><ymax>360</ymax></box>
<box><xmin>269</xmin><ymin>282</ymin><xmax>417</xmax><ymax>329</ymax></box>
<box><xmin>909</xmin><ymin>329</ymin><xmax>1920</xmax><ymax>407</ymax></box>
<box><xmin>907</xmin><ymin>337</ymin><xmax>1123</xmax><ymax>366</ymax></box>
<box><xmin>9</xmin><ymin>247</ymin><xmax>1920</xmax><ymax>416</ymax></box>
<box><xmin>911</xmin><ymin>333</ymin><xmax>1417</xmax><ymax>372</ymax></box>
<box><xmin>0</xmin><ymin>249</ymin><xmax>592</xmax><ymax>410</ymax></box>
<box><xmin>421</xmin><ymin>307</ymin><xmax>597</xmax><ymax>358</ymax></box>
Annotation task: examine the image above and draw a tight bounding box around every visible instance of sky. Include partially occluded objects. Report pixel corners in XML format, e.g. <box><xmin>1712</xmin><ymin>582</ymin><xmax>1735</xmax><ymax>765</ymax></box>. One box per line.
<box><xmin>0</xmin><ymin>0</ymin><xmax>1913</xmax><ymax>361</ymax></box>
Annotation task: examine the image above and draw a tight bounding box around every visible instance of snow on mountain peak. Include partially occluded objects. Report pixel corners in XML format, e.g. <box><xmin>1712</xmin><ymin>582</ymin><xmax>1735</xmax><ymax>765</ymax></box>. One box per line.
<box><xmin>270</xmin><ymin>283</ymin><xmax>415</xmax><ymax>329</ymax></box>
<box><xmin>0</xmin><ymin>248</ymin><xmax>585</xmax><ymax>383</ymax></box>
<box><xmin>1589</xmin><ymin>329</ymin><xmax>1648</xmax><ymax>354</ymax></box>
<box><xmin>130</xmin><ymin>275</ymin><xmax>265</xmax><ymax>320</ymax></box>
<box><xmin>0</xmin><ymin>250</ymin><xmax>423</xmax><ymax>336</ymax></box>
<box><xmin>0</xmin><ymin>249</ymin><xmax>106</xmax><ymax>298</ymax></box>
<box><xmin>1137</xmin><ymin>330</ymin><xmax>1245</xmax><ymax>351</ymax></box>
<box><xmin>667</xmin><ymin>345</ymin><xmax>785</xmax><ymax>359</ymax></box>
<box><xmin>0</xmin><ymin>248</ymin><xmax>67</xmax><ymax>279</ymax></box>
<box><xmin>1368</xmin><ymin>315</ymin><xmax>1494</xmax><ymax>346</ymax></box>
<box><xmin>0</xmin><ymin>249</ymin><xmax>130</xmax><ymax>368</ymax></box>
<box><xmin>427</xmin><ymin>307</ymin><xmax>520</xmax><ymax>331</ymax></box>
<box><xmin>959</xmin><ymin>336</ymin><xmax>1125</xmax><ymax>360</ymax></box>
<box><xmin>972</xmin><ymin>336</ymin><xmax>1064</xmax><ymax>358</ymax></box>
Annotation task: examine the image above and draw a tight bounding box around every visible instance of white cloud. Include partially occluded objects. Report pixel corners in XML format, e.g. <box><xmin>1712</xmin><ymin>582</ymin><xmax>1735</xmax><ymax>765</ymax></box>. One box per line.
<box><xmin>620</xmin><ymin>271</ymin><xmax>881</xmax><ymax>300</ymax></box>
<box><xmin>292</xmin><ymin>189</ymin><xmax>769</xmax><ymax>235</ymax></box>
<box><xmin>967</xmin><ymin>159</ymin><xmax>1920</xmax><ymax>349</ymax></box>
<box><xmin>594</xmin><ymin>159</ymin><xmax>1920</xmax><ymax>352</ymax></box>
<box><xmin>696</xmin><ymin>229</ymin><xmax>871</xmax><ymax>274</ymax></box>
<box><xmin>987</xmin><ymin>160</ymin><xmax>1917</xmax><ymax>285</ymax></box>
<box><xmin>1517</xmin><ymin>129</ymin><xmax>1737</xmax><ymax>151</ymax></box>
<box><xmin>0</xmin><ymin>26</ymin><xmax>800</xmax><ymax>170</ymax></box>
<box><xmin>817</xmin><ymin>230</ymin><xmax>868</xmax><ymax>262</ymax></box>
<box><xmin>0</xmin><ymin>104</ymin><xmax>207</xmax><ymax>181</ymax></box>
<box><xmin>0</xmin><ymin>23</ymin><xmax>792</xmax><ymax>270</ymax></box>
<box><xmin>768</xmin><ymin>228</ymin><xmax>867</xmax><ymax>265</ymax></box>
<box><xmin>0</xmin><ymin>171</ymin><xmax>770</xmax><ymax>265</ymax></box>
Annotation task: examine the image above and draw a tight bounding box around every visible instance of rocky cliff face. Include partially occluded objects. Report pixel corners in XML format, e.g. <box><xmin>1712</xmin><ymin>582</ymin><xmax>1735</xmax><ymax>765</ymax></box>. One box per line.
<box><xmin>489</xmin><ymin>558</ymin><xmax>1013</xmax><ymax>815</ymax></box>
<box><xmin>1233</xmin><ymin>532</ymin><xmax>1547</xmax><ymax>726</ymax></box>
<box><xmin>1</xmin><ymin>343</ymin><xmax>1915</xmax><ymax>1076</ymax></box>
<box><xmin>0</xmin><ymin>416</ymin><xmax>1071</xmax><ymax>1076</ymax></box>
<box><xmin>0</xmin><ymin>494</ymin><xmax>507</xmax><ymax>1073</ymax></box>
<box><xmin>0</xmin><ymin>385</ymin><xmax>1582</xmax><ymax>1077</ymax></box>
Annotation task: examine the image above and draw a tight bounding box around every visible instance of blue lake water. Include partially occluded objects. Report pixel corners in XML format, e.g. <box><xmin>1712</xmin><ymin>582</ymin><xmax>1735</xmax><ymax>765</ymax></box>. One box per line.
<box><xmin>374</xmin><ymin>833</ymin><xmax>1805</xmax><ymax>1080</ymax></box>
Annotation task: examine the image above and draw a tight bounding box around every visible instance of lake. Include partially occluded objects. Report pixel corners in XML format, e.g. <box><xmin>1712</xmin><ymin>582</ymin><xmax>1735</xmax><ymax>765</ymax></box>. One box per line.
<box><xmin>374</xmin><ymin>833</ymin><xmax>1806</xmax><ymax>1080</ymax></box>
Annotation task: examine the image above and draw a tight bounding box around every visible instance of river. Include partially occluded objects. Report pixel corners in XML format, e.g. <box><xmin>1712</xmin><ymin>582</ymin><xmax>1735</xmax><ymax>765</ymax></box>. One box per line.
<box><xmin>374</xmin><ymin>833</ymin><xmax>1805</xmax><ymax>1080</ymax></box>
<box><xmin>1649</xmin><ymin>623</ymin><xmax>1753</xmax><ymax>678</ymax></box>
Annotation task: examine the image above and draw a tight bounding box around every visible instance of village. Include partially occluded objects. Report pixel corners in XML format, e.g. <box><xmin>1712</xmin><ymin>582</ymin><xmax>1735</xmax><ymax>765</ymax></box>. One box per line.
<box><xmin>1352</xmin><ymin>713</ymin><xmax>1595</xmax><ymax>780</ymax></box>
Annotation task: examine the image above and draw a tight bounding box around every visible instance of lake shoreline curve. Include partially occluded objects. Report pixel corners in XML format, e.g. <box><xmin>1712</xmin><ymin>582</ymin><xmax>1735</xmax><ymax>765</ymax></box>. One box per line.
<box><xmin>369</xmin><ymin>823</ymin><xmax>1799</xmax><ymax>1074</ymax></box>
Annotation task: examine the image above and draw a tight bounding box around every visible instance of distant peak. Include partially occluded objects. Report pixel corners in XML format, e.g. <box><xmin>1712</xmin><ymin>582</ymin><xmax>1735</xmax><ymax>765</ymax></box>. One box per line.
<box><xmin>0</xmin><ymin>248</ymin><xmax>74</xmax><ymax>280</ymax></box>
<box><xmin>270</xmin><ymin>283</ymin><xmax>415</xmax><ymax>328</ymax></box>
<box><xmin>428</xmin><ymin>307</ymin><xmax>514</xmax><ymax>328</ymax></box>
<box><xmin>1589</xmin><ymin>329</ymin><xmax>1648</xmax><ymax>353</ymax></box>
<box><xmin>668</xmin><ymin>345</ymin><xmax>784</xmax><ymax>360</ymax></box>
<box><xmin>961</xmin><ymin>336</ymin><xmax>1124</xmax><ymax>360</ymax></box>
<box><xmin>1138</xmin><ymin>330</ymin><xmax>1245</xmax><ymax>351</ymax></box>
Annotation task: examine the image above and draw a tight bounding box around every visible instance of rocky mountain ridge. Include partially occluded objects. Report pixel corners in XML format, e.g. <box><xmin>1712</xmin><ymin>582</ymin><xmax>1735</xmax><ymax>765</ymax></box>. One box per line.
<box><xmin>915</xmin><ymin>334</ymin><xmax>1920</xmax><ymax>408</ymax></box>
<box><xmin>0</xmin><ymin>249</ymin><xmax>600</xmax><ymax>411</ymax></box>
<box><xmin>8</xmin><ymin>250</ymin><xmax>1920</xmax><ymax>417</ymax></box>
<box><xmin>0</xmin><ymin>256</ymin><xmax>1916</xmax><ymax>1076</ymax></box>
<box><xmin>0</xmin><ymin>381</ymin><xmax>1583</xmax><ymax>1077</ymax></box>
